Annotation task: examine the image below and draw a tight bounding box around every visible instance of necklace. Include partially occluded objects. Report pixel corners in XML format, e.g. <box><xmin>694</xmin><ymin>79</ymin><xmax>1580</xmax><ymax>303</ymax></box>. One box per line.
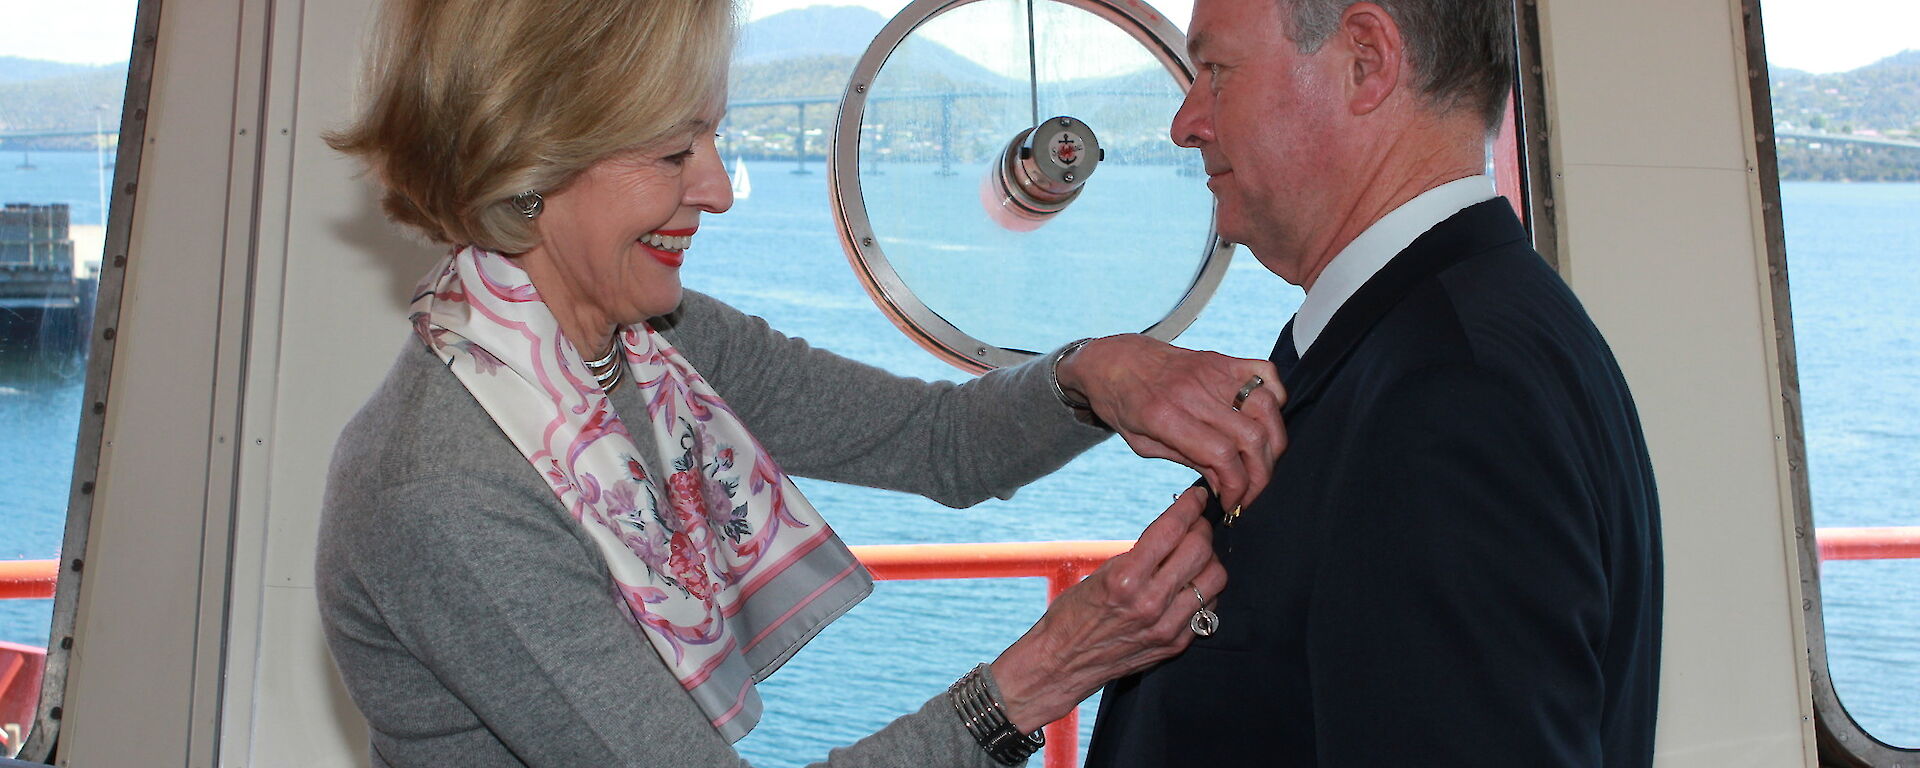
<box><xmin>584</xmin><ymin>338</ymin><xmax>624</xmax><ymax>393</ymax></box>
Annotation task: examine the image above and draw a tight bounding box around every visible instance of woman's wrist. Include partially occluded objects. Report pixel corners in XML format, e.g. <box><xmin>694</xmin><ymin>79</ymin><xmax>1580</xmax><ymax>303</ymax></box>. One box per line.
<box><xmin>988</xmin><ymin>638</ymin><xmax>1070</xmax><ymax>733</ymax></box>
<box><xmin>1048</xmin><ymin>337</ymin><xmax>1098</xmax><ymax>411</ymax></box>
<box><xmin>950</xmin><ymin>664</ymin><xmax>1046</xmax><ymax>766</ymax></box>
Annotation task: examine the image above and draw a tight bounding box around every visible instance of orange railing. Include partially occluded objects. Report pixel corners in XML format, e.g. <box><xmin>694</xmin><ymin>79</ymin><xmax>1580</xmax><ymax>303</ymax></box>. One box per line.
<box><xmin>0</xmin><ymin>561</ymin><xmax>61</xmax><ymax>601</ymax></box>
<box><xmin>1809</xmin><ymin>526</ymin><xmax>1920</xmax><ymax>561</ymax></box>
<box><xmin>2</xmin><ymin>526</ymin><xmax>1917</xmax><ymax>766</ymax></box>
<box><xmin>853</xmin><ymin>540</ymin><xmax>1129</xmax><ymax>768</ymax></box>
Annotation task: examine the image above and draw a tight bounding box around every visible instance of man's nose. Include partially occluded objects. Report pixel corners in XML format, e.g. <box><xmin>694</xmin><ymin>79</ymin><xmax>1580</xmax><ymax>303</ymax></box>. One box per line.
<box><xmin>1169</xmin><ymin>85</ymin><xmax>1212</xmax><ymax>148</ymax></box>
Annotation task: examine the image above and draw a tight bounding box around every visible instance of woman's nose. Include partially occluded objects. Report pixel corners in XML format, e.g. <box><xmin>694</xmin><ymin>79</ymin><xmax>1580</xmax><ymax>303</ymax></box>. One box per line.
<box><xmin>687</xmin><ymin>142</ymin><xmax>734</xmax><ymax>214</ymax></box>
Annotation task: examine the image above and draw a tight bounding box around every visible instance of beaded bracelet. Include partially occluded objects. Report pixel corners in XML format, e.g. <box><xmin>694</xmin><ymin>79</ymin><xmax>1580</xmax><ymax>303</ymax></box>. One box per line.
<box><xmin>948</xmin><ymin>664</ymin><xmax>1045</xmax><ymax>766</ymax></box>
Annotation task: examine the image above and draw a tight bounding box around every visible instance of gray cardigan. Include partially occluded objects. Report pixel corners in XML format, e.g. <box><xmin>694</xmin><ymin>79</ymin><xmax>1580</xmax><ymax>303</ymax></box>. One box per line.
<box><xmin>316</xmin><ymin>290</ymin><xmax>1110</xmax><ymax>767</ymax></box>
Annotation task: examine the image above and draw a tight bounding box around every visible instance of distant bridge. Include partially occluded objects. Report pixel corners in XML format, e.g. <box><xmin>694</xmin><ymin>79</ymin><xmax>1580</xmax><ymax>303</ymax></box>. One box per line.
<box><xmin>0</xmin><ymin>128</ymin><xmax>116</xmax><ymax>141</ymax></box>
<box><xmin>20</xmin><ymin>115</ymin><xmax>1903</xmax><ymax>160</ymax></box>
<box><xmin>724</xmin><ymin>92</ymin><xmax>1007</xmax><ymax>175</ymax></box>
<box><xmin>724</xmin><ymin>90</ymin><xmax>1171</xmax><ymax>174</ymax></box>
<box><xmin>1774</xmin><ymin>129</ymin><xmax>1920</xmax><ymax>152</ymax></box>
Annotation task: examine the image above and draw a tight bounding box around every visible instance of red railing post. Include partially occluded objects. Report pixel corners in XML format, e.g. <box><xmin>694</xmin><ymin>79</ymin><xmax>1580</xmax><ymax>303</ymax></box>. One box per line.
<box><xmin>1817</xmin><ymin>527</ymin><xmax>1920</xmax><ymax>561</ymax></box>
<box><xmin>1044</xmin><ymin>567</ymin><xmax>1081</xmax><ymax>768</ymax></box>
<box><xmin>0</xmin><ymin>561</ymin><xmax>57</xmax><ymax>600</ymax></box>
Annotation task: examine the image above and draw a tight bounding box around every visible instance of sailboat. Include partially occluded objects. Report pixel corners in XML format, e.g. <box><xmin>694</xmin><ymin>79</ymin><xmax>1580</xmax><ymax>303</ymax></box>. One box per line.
<box><xmin>731</xmin><ymin>155</ymin><xmax>751</xmax><ymax>200</ymax></box>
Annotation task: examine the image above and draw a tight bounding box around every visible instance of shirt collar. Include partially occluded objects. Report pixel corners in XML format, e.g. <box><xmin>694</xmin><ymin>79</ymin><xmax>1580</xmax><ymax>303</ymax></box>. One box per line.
<box><xmin>1292</xmin><ymin>175</ymin><xmax>1498</xmax><ymax>356</ymax></box>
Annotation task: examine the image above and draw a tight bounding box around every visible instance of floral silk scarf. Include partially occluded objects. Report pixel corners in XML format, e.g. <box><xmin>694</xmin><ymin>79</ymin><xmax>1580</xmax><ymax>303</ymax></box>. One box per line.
<box><xmin>411</xmin><ymin>246</ymin><xmax>872</xmax><ymax>741</ymax></box>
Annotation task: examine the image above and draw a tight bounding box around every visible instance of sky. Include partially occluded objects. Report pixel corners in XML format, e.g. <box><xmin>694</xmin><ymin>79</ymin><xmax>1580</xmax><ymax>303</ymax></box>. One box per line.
<box><xmin>0</xmin><ymin>0</ymin><xmax>1913</xmax><ymax>74</ymax></box>
<box><xmin>734</xmin><ymin>0</ymin><xmax>1911</xmax><ymax>75</ymax></box>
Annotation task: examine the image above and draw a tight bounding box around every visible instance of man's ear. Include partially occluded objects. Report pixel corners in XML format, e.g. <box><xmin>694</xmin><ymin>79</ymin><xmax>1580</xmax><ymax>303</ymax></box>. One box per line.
<box><xmin>1338</xmin><ymin>2</ymin><xmax>1403</xmax><ymax>116</ymax></box>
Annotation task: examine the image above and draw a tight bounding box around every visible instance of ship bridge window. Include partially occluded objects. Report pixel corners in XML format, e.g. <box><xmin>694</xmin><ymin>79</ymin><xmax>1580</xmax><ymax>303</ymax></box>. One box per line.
<box><xmin>1753</xmin><ymin>0</ymin><xmax>1920</xmax><ymax>760</ymax></box>
<box><xmin>0</xmin><ymin>0</ymin><xmax>143</xmax><ymax>760</ymax></box>
<box><xmin>710</xmin><ymin>0</ymin><xmax>1530</xmax><ymax>762</ymax></box>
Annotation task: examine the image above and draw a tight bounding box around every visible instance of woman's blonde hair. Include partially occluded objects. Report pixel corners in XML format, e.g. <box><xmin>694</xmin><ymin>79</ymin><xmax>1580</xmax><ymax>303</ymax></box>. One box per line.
<box><xmin>328</xmin><ymin>0</ymin><xmax>736</xmax><ymax>252</ymax></box>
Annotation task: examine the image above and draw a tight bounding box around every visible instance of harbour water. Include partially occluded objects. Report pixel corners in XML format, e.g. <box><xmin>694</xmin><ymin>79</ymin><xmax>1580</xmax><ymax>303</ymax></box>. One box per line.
<box><xmin>0</xmin><ymin>150</ymin><xmax>1914</xmax><ymax>758</ymax></box>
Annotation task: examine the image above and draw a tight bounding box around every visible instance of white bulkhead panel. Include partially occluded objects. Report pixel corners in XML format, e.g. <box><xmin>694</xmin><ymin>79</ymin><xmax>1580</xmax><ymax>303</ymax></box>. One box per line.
<box><xmin>1535</xmin><ymin>0</ymin><xmax>1817</xmax><ymax>763</ymax></box>
<box><xmin>226</xmin><ymin>0</ymin><xmax>439</xmax><ymax>763</ymax></box>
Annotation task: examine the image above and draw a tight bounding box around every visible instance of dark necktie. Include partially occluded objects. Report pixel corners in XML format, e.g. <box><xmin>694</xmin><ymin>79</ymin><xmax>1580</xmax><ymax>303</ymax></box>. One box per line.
<box><xmin>1270</xmin><ymin>317</ymin><xmax>1300</xmax><ymax>381</ymax></box>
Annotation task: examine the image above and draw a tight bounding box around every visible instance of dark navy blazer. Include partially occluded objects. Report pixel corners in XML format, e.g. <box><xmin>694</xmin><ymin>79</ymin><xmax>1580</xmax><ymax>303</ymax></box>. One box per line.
<box><xmin>1085</xmin><ymin>200</ymin><xmax>1662</xmax><ymax>767</ymax></box>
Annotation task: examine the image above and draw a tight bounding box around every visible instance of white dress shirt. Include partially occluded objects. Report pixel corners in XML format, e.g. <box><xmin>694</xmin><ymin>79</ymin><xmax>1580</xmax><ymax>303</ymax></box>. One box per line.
<box><xmin>1291</xmin><ymin>175</ymin><xmax>1499</xmax><ymax>357</ymax></box>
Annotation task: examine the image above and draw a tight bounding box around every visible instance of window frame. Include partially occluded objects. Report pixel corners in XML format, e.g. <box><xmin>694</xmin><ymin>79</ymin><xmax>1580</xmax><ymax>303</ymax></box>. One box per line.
<box><xmin>1512</xmin><ymin>0</ymin><xmax>1560</xmax><ymax>271</ymax></box>
<box><xmin>1740</xmin><ymin>0</ymin><xmax>1920</xmax><ymax>761</ymax></box>
<box><xmin>15</xmin><ymin>0</ymin><xmax>162</xmax><ymax>760</ymax></box>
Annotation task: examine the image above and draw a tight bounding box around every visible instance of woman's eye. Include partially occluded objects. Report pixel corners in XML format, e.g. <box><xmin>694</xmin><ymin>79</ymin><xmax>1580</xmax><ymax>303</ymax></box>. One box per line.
<box><xmin>663</xmin><ymin>149</ymin><xmax>695</xmax><ymax>165</ymax></box>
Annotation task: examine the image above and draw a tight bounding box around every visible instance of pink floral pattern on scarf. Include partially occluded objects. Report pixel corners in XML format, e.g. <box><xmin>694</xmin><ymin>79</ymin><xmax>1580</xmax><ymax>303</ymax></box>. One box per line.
<box><xmin>410</xmin><ymin>247</ymin><xmax>870</xmax><ymax>741</ymax></box>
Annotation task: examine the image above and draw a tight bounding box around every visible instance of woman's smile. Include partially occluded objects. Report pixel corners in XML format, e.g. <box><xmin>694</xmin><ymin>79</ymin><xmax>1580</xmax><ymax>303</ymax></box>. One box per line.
<box><xmin>639</xmin><ymin>227</ymin><xmax>696</xmax><ymax>268</ymax></box>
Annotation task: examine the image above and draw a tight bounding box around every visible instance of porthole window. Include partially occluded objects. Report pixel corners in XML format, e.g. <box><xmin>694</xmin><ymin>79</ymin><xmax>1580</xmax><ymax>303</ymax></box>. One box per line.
<box><xmin>1750</xmin><ymin>0</ymin><xmax>1920</xmax><ymax>759</ymax></box>
<box><xmin>833</xmin><ymin>0</ymin><xmax>1229</xmax><ymax>371</ymax></box>
<box><xmin>0</xmin><ymin>0</ymin><xmax>144</xmax><ymax>759</ymax></box>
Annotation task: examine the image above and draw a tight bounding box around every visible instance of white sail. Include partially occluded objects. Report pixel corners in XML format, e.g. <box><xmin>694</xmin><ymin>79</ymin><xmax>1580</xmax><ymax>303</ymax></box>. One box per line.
<box><xmin>732</xmin><ymin>156</ymin><xmax>752</xmax><ymax>200</ymax></box>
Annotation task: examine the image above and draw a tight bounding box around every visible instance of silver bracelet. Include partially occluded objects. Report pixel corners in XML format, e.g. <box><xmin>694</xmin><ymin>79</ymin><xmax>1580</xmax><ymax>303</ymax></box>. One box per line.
<box><xmin>1048</xmin><ymin>337</ymin><xmax>1095</xmax><ymax>411</ymax></box>
<box><xmin>948</xmin><ymin>664</ymin><xmax>1044</xmax><ymax>766</ymax></box>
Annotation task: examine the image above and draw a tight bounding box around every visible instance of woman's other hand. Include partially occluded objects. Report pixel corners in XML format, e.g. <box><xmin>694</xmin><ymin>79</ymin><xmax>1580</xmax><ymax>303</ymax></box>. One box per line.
<box><xmin>1055</xmin><ymin>334</ymin><xmax>1286</xmax><ymax>511</ymax></box>
<box><xmin>987</xmin><ymin>486</ymin><xmax>1227</xmax><ymax>732</ymax></box>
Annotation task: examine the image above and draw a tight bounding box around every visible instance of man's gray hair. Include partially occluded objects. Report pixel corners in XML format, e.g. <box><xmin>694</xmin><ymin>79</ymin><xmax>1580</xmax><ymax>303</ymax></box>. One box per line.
<box><xmin>1282</xmin><ymin>0</ymin><xmax>1514</xmax><ymax>133</ymax></box>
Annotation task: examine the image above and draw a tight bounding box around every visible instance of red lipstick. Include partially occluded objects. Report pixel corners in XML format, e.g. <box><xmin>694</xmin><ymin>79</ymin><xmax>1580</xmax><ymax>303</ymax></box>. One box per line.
<box><xmin>639</xmin><ymin>227</ymin><xmax>696</xmax><ymax>268</ymax></box>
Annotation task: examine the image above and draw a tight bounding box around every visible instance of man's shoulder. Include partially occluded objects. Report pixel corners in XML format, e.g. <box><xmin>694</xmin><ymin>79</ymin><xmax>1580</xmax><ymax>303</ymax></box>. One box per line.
<box><xmin>1316</xmin><ymin>238</ymin><xmax>1632</xmax><ymax>438</ymax></box>
<box><xmin>1376</xmin><ymin>238</ymin><xmax>1611</xmax><ymax>375</ymax></box>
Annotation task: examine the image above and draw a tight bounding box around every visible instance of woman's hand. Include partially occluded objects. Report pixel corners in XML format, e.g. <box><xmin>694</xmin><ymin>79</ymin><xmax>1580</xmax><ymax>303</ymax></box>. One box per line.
<box><xmin>987</xmin><ymin>486</ymin><xmax>1227</xmax><ymax>732</ymax></box>
<box><xmin>1055</xmin><ymin>334</ymin><xmax>1286</xmax><ymax>511</ymax></box>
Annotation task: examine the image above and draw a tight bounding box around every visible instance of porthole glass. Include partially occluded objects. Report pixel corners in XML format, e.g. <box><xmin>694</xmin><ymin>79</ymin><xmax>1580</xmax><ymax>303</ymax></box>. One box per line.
<box><xmin>1756</xmin><ymin>0</ymin><xmax>1920</xmax><ymax>753</ymax></box>
<box><xmin>0</xmin><ymin>0</ymin><xmax>140</xmax><ymax>756</ymax></box>
<box><xmin>833</xmin><ymin>0</ymin><xmax>1227</xmax><ymax>370</ymax></box>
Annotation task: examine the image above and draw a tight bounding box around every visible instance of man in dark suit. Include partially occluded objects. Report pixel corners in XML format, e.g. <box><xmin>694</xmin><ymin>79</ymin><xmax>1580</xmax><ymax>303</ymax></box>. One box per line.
<box><xmin>1083</xmin><ymin>0</ymin><xmax>1662</xmax><ymax>765</ymax></box>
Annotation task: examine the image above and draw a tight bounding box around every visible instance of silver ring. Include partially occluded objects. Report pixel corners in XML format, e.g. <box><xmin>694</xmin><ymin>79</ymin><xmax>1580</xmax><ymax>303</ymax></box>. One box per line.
<box><xmin>1230</xmin><ymin>374</ymin><xmax>1264</xmax><ymax>411</ymax></box>
<box><xmin>1188</xmin><ymin>583</ymin><xmax>1218</xmax><ymax>637</ymax></box>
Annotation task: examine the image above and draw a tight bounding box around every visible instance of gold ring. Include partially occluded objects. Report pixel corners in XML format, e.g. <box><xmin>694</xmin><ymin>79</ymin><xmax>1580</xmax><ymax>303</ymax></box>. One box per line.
<box><xmin>1230</xmin><ymin>375</ymin><xmax>1265</xmax><ymax>411</ymax></box>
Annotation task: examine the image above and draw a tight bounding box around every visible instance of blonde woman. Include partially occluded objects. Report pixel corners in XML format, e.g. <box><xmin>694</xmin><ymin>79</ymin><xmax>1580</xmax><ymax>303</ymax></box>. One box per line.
<box><xmin>316</xmin><ymin>0</ymin><xmax>1285</xmax><ymax>765</ymax></box>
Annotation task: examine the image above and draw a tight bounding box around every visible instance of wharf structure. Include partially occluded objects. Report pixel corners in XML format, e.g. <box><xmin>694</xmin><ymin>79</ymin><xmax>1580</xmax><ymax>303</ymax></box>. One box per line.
<box><xmin>0</xmin><ymin>203</ymin><xmax>96</xmax><ymax>354</ymax></box>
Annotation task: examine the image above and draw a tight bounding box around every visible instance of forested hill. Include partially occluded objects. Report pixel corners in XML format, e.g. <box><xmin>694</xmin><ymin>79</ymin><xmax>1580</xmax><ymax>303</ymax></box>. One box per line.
<box><xmin>1768</xmin><ymin>50</ymin><xmax>1920</xmax><ymax>180</ymax></box>
<box><xmin>734</xmin><ymin>4</ymin><xmax>888</xmax><ymax>65</ymax></box>
<box><xmin>1771</xmin><ymin>50</ymin><xmax>1920</xmax><ymax>136</ymax></box>
<box><xmin>0</xmin><ymin>56</ymin><xmax>117</xmax><ymax>84</ymax></box>
<box><xmin>0</xmin><ymin>58</ymin><xmax>126</xmax><ymax>149</ymax></box>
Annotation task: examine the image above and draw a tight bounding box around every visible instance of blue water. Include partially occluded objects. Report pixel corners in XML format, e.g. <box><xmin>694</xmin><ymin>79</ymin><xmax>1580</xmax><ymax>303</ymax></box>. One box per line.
<box><xmin>1780</xmin><ymin>182</ymin><xmax>1920</xmax><ymax>744</ymax></box>
<box><xmin>1</xmin><ymin>150</ymin><xmax>1915</xmax><ymax>755</ymax></box>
